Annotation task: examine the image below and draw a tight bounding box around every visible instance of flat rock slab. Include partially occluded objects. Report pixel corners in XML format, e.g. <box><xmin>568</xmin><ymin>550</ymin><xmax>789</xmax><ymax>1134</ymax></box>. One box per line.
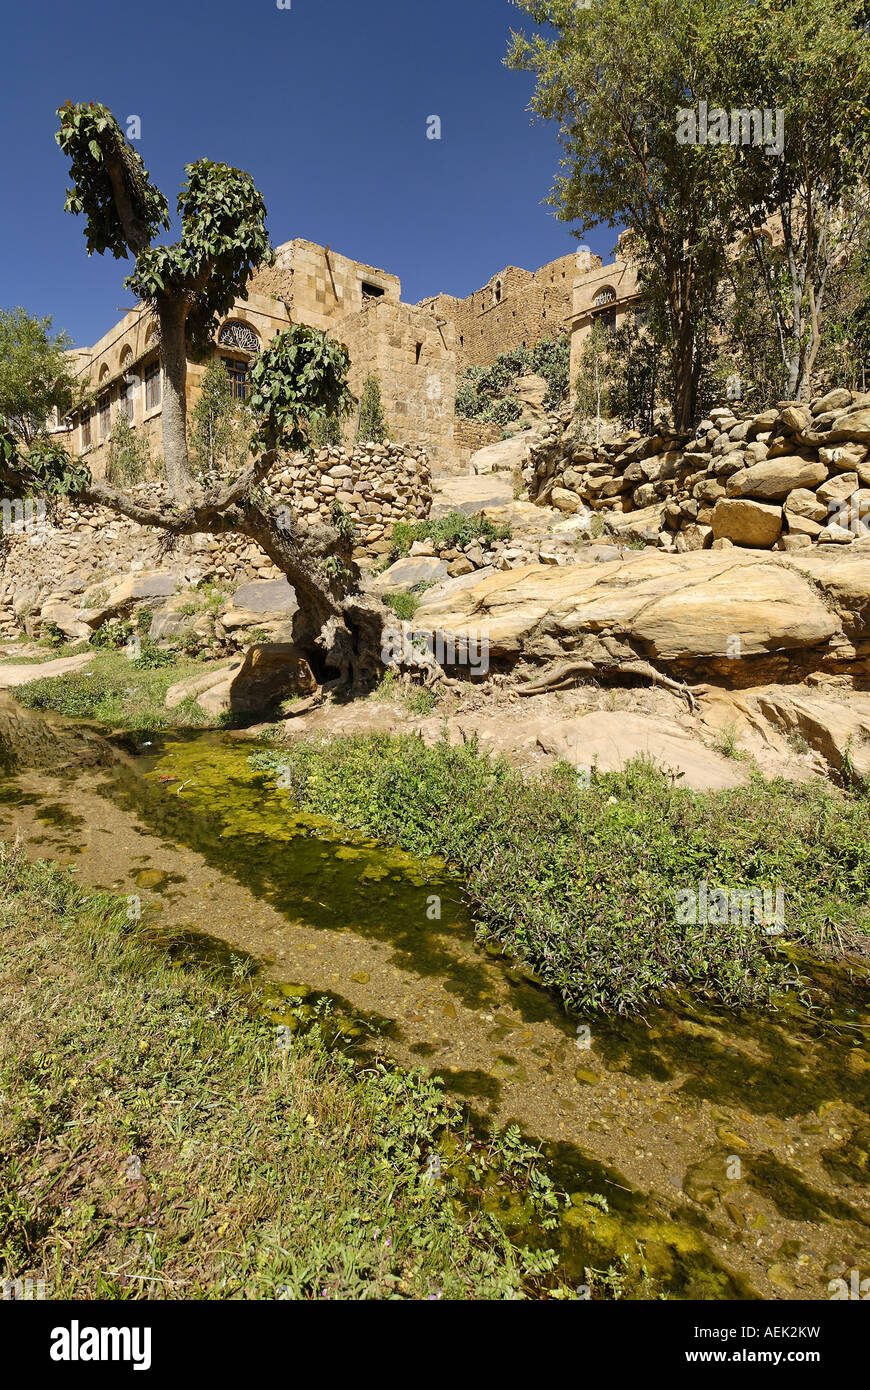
<box><xmin>0</xmin><ymin>653</ymin><xmax>94</xmax><ymax>688</ymax></box>
<box><xmin>228</xmin><ymin>579</ymin><xmax>298</xmax><ymax>615</ymax></box>
<box><xmin>469</xmin><ymin>431</ymin><xmax>543</xmax><ymax>477</ymax></box>
<box><xmin>415</xmin><ymin>550</ymin><xmax>844</xmax><ymax>668</ymax></box>
<box><xmin>535</xmin><ymin>712</ymin><xmax>749</xmax><ymax>791</ymax></box>
<box><xmin>371</xmin><ymin>556</ymin><xmax>450</xmax><ymax>593</ymax></box>
<box><xmin>430</xmin><ymin>475</ymin><xmax>515</xmax><ymax>518</ymax></box>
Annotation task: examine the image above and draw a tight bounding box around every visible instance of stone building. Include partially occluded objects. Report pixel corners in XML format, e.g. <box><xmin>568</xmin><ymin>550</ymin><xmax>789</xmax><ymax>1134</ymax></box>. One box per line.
<box><xmin>62</xmin><ymin>238</ymin><xmax>457</xmax><ymax>475</ymax></box>
<box><xmin>419</xmin><ymin>252</ymin><xmax>577</xmax><ymax>374</ymax></box>
<box><xmin>568</xmin><ymin>236</ymin><xmax>642</xmax><ymax>387</ymax></box>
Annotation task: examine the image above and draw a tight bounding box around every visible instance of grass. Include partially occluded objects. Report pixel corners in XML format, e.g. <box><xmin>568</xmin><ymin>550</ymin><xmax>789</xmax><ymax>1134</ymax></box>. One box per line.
<box><xmin>369</xmin><ymin>671</ymin><xmax>439</xmax><ymax>716</ymax></box>
<box><xmin>12</xmin><ymin>650</ymin><xmax>229</xmax><ymax>734</ymax></box>
<box><xmin>250</xmin><ymin>735</ymin><xmax>870</xmax><ymax>1017</ymax></box>
<box><xmin>0</xmin><ymin>844</ymin><xmax>563</xmax><ymax>1300</ymax></box>
<box><xmin>382</xmin><ymin>591</ymin><xmax>422</xmax><ymax>621</ymax></box>
<box><xmin>389</xmin><ymin>510</ymin><xmax>511</xmax><ymax>562</ymax></box>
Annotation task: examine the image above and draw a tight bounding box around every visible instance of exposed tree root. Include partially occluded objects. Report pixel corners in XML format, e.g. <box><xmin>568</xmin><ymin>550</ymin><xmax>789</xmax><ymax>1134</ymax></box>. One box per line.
<box><xmin>516</xmin><ymin>658</ymin><xmax>707</xmax><ymax>710</ymax></box>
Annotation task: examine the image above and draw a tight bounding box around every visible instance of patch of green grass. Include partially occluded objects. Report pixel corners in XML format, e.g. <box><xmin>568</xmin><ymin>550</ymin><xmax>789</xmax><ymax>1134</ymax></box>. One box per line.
<box><xmin>390</xmin><ymin>511</ymin><xmax>511</xmax><ymax>562</ymax></box>
<box><xmin>250</xmin><ymin>735</ymin><xmax>870</xmax><ymax>1017</ymax></box>
<box><xmin>382</xmin><ymin>591</ymin><xmax>421</xmax><ymax>621</ymax></box>
<box><xmin>12</xmin><ymin>651</ymin><xmax>226</xmax><ymax>733</ymax></box>
<box><xmin>0</xmin><ymin>844</ymin><xmax>561</xmax><ymax>1300</ymax></box>
<box><xmin>369</xmin><ymin>672</ymin><xmax>439</xmax><ymax>717</ymax></box>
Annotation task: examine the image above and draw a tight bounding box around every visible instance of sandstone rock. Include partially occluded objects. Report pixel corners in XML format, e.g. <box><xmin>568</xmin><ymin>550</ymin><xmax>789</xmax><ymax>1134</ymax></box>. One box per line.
<box><xmin>711</xmin><ymin>498</ymin><xmax>783</xmax><ymax>548</ymax></box>
<box><xmin>817</xmin><ymin>472</ymin><xmax>859</xmax><ymax>505</ymax></box>
<box><xmin>784</xmin><ymin>488</ymin><xmax>827</xmax><ymax>522</ymax></box>
<box><xmin>551</xmin><ymin>487</ymin><xmax>582</xmax><ymax>513</ymax></box>
<box><xmin>197</xmin><ymin>643</ymin><xmax>317</xmax><ymax>717</ymax></box>
<box><xmin>39</xmin><ymin>598</ymin><xmax>91</xmax><ymax>641</ymax></box>
<box><xmin>725</xmin><ymin>456</ymin><xmax>827</xmax><ymax>500</ymax></box>
<box><xmin>817</xmin><ymin>524</ymin><xmax>855</xmax><ymax>545</ymax></box>
<box><xmin>371</xmin><ymin>556</ymin><xmax>449</xmax><ymax>593</ymax></box>
<box><xmin>0</xmin><ymin>652</ymin><xmax>94</xmax><ymax>688</ymax></box>
<box><xmin>165</xmin><ymin>663</ymin><xmax>240</xmax><ymax>710</ymax></box>
<box><xmin>812</xmin><ymin>388</ymin><xmax>852</xmax><ymax>415</ymax></box>
<box><xmin>826</xmin><ymin>407</ymin><xmax>870</xmax><ymax>444</ymax></box>
<box><xmin>536</xmin><ymin>712</ymin><xmax>749</xmax><ymax>792</ymax></box>
<box><xmin>755</xmin><ymin>688</ymin><xmax>870</xmax><ymax>781</ymax></box>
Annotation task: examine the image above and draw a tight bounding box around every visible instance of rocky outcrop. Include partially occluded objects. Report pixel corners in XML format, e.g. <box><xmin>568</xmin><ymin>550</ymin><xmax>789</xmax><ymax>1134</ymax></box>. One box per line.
<box><xmin>415</xmin><ymin>547</ymin><xmax>870</xmax><ymax>684</ymax></box>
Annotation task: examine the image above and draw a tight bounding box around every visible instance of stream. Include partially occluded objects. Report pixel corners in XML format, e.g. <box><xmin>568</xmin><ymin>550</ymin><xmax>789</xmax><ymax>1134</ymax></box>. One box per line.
<box><xmin>1</xmin><ymin>692</ymin><xmax>868</xmax><ymax>1300</ymax></box>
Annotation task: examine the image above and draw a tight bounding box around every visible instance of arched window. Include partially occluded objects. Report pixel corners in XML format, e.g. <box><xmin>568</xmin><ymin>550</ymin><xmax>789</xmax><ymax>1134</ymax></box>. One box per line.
<box><xmin>119</xmin><ymin>348</ymin><xmax>136</xmax><ymax>420</ymax></box>
<box><xmin>218</xmin><ymin>321</ymin><xmax>260</xmax><ymax>355</ymax></box>
<box><xmin>593</xmin><ymin>287</ymin><xmax>617</xmax><ymax>308</ymax></box>
<box><xmin>493</xmin><ymin>279</ymin><xmax>503</xmax><ymax>306</ymax></box>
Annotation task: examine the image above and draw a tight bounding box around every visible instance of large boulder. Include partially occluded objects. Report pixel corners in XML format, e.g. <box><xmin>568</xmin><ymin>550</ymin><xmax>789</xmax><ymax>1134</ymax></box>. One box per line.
<box><xmin>218</xmin><ymin>578</ymin><xmax>299</xmax><ymax>637</ymax></box>
<box><xmin>710</xmin><ymin>498</ymin><xmax>783</xmax><ymax>547</ymax></box>
<box><xmin>826</xmin><ymin>407</ymin><xmax>870</xmax><ymax>444</ymax></box>
<box><xmin>725</xmin><ymin>456</ymin><xmax>827</xmax><ymax>500</ymax></box>
<box><xmin>414</xmin><ymin>550</ymin><xmax>840</xmax><ymax>672</ymax></box>
<box><xmin>469</xmin><ymin>429</ymin><xmax>543</xmax><ymax>477</ymax></box>
<box><xmin>371</xmin><ymin>555</ymin><xmax>450</xmax><ymax>593</ymax></box>
<box><xmin>82</xmin><ymin>571</ymin><xmax>181</xmax><ymax>627</ymax></box>
<box><xmin>536</xmin><ymin>712</ymin><xmax>749</xmax><ymax>792</ymax></box>
<box><xmin>196</xmin><ymin>643</ymin><xmax>317</xmax><ymax>716</ymax></box>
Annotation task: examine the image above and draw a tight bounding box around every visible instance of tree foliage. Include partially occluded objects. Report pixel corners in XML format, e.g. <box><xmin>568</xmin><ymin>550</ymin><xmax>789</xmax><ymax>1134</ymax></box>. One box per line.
<box><xmin>0</xmin><ymin>308</ymin><xmax>77</xmax><ymax>445</ymax></box>
<box><xmin>188</xmin><ymin>359</ymin><xmax>251</xmax><ymax>480</ymax></box>
<box><xmin>249</xmin><ymin>326</ymin><xmax>354</xmax><ymax>455</ymax></box>
<box><xmin>356</xmin><ymin>375</ymin><xmax>389</xmax><ymax>442</ymax></box>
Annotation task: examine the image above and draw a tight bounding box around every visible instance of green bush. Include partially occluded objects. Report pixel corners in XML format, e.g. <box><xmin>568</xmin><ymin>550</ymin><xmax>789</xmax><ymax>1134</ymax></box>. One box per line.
<box><xmin>250</xmin><ymin>735</ymin><xmax>870</xmax><ymax>1017</ymax></box>
<box><xmin>389</xmin><ymin>510</ymin><xmax>511</xmax><ymax>561</ymax></box>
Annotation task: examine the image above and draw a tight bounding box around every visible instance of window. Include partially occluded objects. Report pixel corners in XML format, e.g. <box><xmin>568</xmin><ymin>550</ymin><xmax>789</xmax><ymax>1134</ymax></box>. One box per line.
<box><xmin>601</xmin><ymin>308</ymin><xmax>617</xmax><ymax>334</ymax></box>
<box><xmin>81</xmin><ymin>413</ymin><xmax>91</xmax><ymax>448</ymax></box>
<box><xmin>224</xmin><ymin>357</ymin><xmax>250</xmax><ymax>400</ymax></box>
<box><xmin>218</xmin><ymin>321</ymin><xmax>260</xmax><ymax>354</ymax></box>
<box><xmin>594</xmin><ymin>287</ymin><xmax>617</xmax><ymax>307</ymax></box>
<box><xmin>145</xmin><ymin>363</ymin><xmax>161</xmax><ymax>411</ymax></box>
<box><xmin>493</xmin><ymin>279</ymin><xmax>503</xmax><ymax>305</ymax></box>
<box><xmin>99</xmin><ymin>394</ymin><xmax>111</xmax><ymax>440</ymax></box>
<box><xmin>415</xmin><ymin>342</ymin><xmax>423</xmax><ymax>365</ymax></box>
<box><xmin>361</xmin><ymin>281</ymin><xmax>385</xmax><ymax>300</ymax></box>
<box><xmin>121</xmin><ymin>372</ymin><xmax>137</xmax><ymax>421</ymax></box>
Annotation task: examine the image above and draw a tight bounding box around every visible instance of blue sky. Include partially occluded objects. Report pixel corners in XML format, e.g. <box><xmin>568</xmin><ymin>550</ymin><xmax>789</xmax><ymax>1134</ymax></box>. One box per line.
<box><xmin>0</xmin><ymin>0</ymin><xmax>614</xmax><ymax>349</ymax></box>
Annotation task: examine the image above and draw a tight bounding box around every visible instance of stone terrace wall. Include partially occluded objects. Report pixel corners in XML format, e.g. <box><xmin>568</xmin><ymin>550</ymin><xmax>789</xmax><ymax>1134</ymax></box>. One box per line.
<box><xmin>0</xmin><ymin>442</ymin><xmax>431</xmax><ymax>637</ymax></box>
<box><xmin>527</xmin><ymin>389</ymin><xmax>870</xmax><ymax>552</ymax></box>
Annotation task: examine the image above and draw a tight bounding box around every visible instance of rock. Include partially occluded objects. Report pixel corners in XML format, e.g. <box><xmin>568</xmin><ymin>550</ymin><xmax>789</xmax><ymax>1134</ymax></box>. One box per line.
<box><xmin>409</xmin><ymin>538</ymin><xmax>436</xmax><ymax>557</ymax></box>
<box><xmin>165</xmin><ymin>663</ymin><xmax>240</xmax><ymax>710</ymax></box>
<box><xmin>469</xmin><ymin>431</ymin><xmax>542</xmax><ymax>477</ymax></box>
<box><xmin>725</xmin><ymin>456</ymin><xmax>827</xmax><ymax>500</ymax></box>
<box><xmin>551</xmin><ymin>487</ymin><xmax>582</xmax><ymax>514</ymax></box>
<box><xmin>826</xmin><ymin>407</ymin><xmax>870</xmax><ymax>444</ymax></box>
<box><xmin>784</xmin><ymin>488</ymin><xmax>827</xmax><ymax>522</ymax></box>
<box><xmin>371</xmin><ymin>556</ymin><xmax>449</xmax><ymax>593</ymax></box>
<box><xmin>817</xmin><ymin>473</ymin><xmax>859</xmax><ymax>506</ymax></box>
<box><xmin>83</xmin><ymin>571</ymin><xmax>180</xmax><ymax>624</ymax></box>
<box><xmin>447</xmin><ymin>556</ymin><xmax>476</xmax><ymax>577</ymax></box>
<box><xmin>430</xmin><ymin>474</ymin><xmax>514</xmax><ymax>517</ymax></box>
<box><xmin>0</xmin><ymin>652</ymin><xmax>94</xmax><ymax>688</ymax></box>
<box><xmin>415</xmin><ymin>550</ymin><xmax>839</xmax><ymax>671</ymax></box>
<box><xmin>755</xmin><ymin>687</ymin><xmax>870</xmax><ymax>781</ymax></box>
<box><xmin>537</xmin><ymin>712</ymin><xmax>749</xmax><ymax>792</ymax></box>
<box><xmin>812</xmin><ymin>388</ymin><xmax>852</xmax><ymax>415</ymax></box>
<box><xmin>711</xmin><ymin>498</ymin><xmax>783</xmax><ymax>548</ymax></box>
<box><xmin>197</xmin><ymin>643</ymin><xmax>317</xmax><ymax>716</ymax></box>
<box><xmin>38</xmin><ymin>598</ymin><xmax>91</xmax><ymax>641</ymax></box>
<box><xmin>817</xmin><ymin>524</ymin><xmax>855</xmax><ymax>545</ymax></box>
<box><xmin>219</xmin><ymin>579</ymin><xmax>299</xmax><ymax>638</ymax></box>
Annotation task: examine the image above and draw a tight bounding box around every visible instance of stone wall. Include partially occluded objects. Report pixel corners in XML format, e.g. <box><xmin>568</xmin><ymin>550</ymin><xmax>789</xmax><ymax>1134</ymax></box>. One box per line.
<box><xmin>452</xmin><ymin>418</ymin><xmax>502</xmax><ymax>471</ymax></box>
<box><xmin>419</xmin><ymin>253</ymin><xmax>576</xmax><ymax>374</ymax></box>
<box><xmin>527</xmin><ymin>390</ymin><xmax>870</xmax><ymax>552</ymax></box>
<box><xmin>0</xmin><ymin>442</ymin><xmax>431</xmax><ymax>638</ymax></box>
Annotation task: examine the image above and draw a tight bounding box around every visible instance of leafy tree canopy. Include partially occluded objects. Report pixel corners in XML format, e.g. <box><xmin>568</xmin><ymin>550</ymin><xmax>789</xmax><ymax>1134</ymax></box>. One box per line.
<box><xmin>0</xmin><ymin>307</ymin><xmax>77</xmax><ymax>445</ymax></box>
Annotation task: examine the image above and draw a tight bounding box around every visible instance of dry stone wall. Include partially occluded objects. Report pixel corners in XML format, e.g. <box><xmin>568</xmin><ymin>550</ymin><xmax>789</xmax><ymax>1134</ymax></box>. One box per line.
<box><xmin>527</xmin><ymin>390</ymin><xmax>870</xmax><ymax>553</ymax></box>
<box><xmin>0</xmin><ymin>442</ymin><xmax>431</xmax><ymax>639</ymax></box>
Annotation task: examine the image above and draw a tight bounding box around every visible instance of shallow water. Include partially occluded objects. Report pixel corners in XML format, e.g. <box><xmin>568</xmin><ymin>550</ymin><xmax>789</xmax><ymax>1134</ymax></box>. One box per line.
<box><xmin>1</xmin><ymin>694</ymin><xmax>868</xmax><ymax>1300</ymax></box>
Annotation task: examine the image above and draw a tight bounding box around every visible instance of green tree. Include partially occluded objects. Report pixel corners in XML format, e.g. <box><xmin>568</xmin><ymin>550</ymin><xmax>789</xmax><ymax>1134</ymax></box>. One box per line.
<box><xmin>188</xmin><ymin>359</ymin><xmax>251</xmax><ymax>479</ymax></box>
<box><xmin>105</xmin><ymin>409</ymin><xmax>151</xmax><ymax>487</ymax></box>
<box><xmin>700</xmin><ymin>0</ymin><xmax>870</xmax><ymax>400</ymax></box>
<box><xmin>356</xmin><ymin>375</ymin><xmax>389</xmax><ymax>442</ymax></box>
<box><xmin>508</xmin><ymin>0</ymin><xmax>734</xmax><ymax>429</ymax></box>
<box><xmin>0</xmin><ymin>307</ymin><xmax>77</xmax><ymax>445</ymax></box>
<box><xmin>0</xmin><ymin>102</ymin><xmax>395</xmax><ymax>688</ymax></box>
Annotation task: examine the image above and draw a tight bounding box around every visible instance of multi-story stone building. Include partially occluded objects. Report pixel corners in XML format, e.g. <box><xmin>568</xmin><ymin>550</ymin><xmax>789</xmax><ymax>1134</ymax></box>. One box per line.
<box><xmin>59</xmin><ymin>236</ymin><xmax>642</xmax><ymax>479</ymax></box>
<box><xmin>62</xmin><ymin>239</ymin><xmax>457</xmax><ymax>474</ymax></box>
<box><xmin>419</xmin><ymin>252</ymin><xmax>578</xmax><ymax>374</ymax></box>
